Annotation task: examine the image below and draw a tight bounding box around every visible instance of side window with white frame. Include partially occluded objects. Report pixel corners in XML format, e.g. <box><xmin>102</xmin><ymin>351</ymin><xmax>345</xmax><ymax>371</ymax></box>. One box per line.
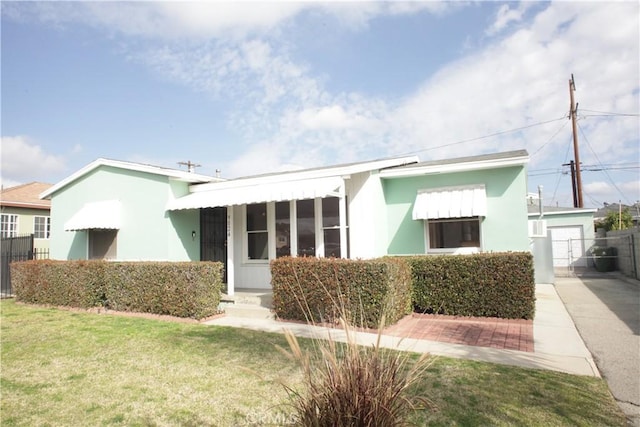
<box><xmin>426</xmin><ymin>217</ymin><xmax>481</xmax><ymax>251</ymax></box>
<box><xmin>34</xmin><ymin>216</ymin><xmax>51</xmax><ymax>239</ymax></box>
<box><xmin>0</xmin><ymin>214</ymin><xmax>19</xmax><ymax>238</ymax></box>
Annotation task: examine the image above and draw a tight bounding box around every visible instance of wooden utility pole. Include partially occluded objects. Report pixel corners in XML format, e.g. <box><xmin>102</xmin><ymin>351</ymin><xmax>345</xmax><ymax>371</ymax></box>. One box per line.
<box><xmin>563</xmin><ymin>160</ymin><xmax>579</xmax><ymax>208</ymax></box>
<box><xmin>569</xmin><ymin>74</ymin><xmax>584</xmax><ymax>208</ymax></box>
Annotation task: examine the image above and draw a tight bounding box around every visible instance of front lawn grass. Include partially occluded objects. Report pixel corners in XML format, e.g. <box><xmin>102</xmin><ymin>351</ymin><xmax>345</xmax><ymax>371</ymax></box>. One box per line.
<box><xmin>1</xmin><ymin>300</ymin><xmax>626</xmax><ymax>426</ymax></box>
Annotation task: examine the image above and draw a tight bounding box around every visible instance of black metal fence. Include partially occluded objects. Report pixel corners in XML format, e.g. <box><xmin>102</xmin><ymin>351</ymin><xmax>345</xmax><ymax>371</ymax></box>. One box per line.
<box><xmin>1</xmin><ymin>234</ymin><xmax>49</xmax><ymax>298</ymax></box>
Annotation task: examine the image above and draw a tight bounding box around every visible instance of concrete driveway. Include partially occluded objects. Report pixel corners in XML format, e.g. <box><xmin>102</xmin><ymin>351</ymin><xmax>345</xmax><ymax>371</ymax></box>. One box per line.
<box><xmin>554</xmin><ymin>274</ymin><xmax>640</xmax><ymax>426</ymax></box>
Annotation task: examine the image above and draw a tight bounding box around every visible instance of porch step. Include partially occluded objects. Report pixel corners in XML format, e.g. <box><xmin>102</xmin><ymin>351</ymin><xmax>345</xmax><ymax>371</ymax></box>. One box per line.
<box><xmin>221</xmin><ymin>303</ymin><xmax>275</xmax><ymax>320</ymax></box>
<box><xmin>220</xmin><ymin>289</ymin><xmax>273</xmax><ymax>308</ymax></box>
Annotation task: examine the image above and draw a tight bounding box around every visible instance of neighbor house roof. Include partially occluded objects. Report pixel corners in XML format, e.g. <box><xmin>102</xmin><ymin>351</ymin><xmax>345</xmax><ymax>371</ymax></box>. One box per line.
<box><xmin>0</xmin><ymin>182</ymin><xmax>52</xmax><ymax>210</ymax></box>
<box><xmin>41</xmin><ymin>158</ymin><xmax>221</xmax><ymax>200</ymax></box>
<box><xmin>379</xmin><ymin>150</ymin><xmax>529</xmax><ymax>178</ymax></box>
<box><xmin>593</xmin><ymin>203</ymin><xmax>640</xmax><ymax>220</ymax></box>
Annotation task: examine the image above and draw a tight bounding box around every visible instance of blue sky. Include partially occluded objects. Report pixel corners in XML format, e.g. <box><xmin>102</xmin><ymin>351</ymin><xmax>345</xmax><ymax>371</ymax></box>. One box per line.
<box><xmin>1</xmin><ymin>1</ymin><xmax>638</xmax><ymax>208</ymax></box>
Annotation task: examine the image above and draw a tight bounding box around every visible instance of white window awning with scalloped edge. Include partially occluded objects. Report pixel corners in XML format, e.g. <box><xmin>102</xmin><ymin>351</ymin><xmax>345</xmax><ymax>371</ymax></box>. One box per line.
<box><xmin>64</xmin><ymin>200</ymin><xmax>121</xmax><ymax>231</ymax></box>
<box><xmin>167</xmin><ymin>176</ymin><xmax>343</xmax><ymax>211</ymax></box>
<box><xmin>412</xmin><ymin>184</ymin><xmax>487</xmax><ymax>220</ymax></box>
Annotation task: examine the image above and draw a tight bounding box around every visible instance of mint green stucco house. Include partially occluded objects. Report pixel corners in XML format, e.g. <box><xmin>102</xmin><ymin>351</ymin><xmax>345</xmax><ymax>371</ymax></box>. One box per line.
<box><xmin>41</xmin><ymin>150</ymin><xmax>531</xmax><ymax>294</ymax></box>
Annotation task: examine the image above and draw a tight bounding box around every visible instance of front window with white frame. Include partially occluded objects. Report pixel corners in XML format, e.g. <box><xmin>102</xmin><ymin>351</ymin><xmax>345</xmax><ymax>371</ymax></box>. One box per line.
<box><xmin>1</xmin><ymin>214</ymin><xmax>19</xmax><ymax>238</ymax></box>
<box><xmin>246</xmin><ymin>203</ymin><xmax>268</xmax><ymax>260</ymax></box>
<box><xmin>425</xmin><ymin>217</ymin><xmax>481</xmax><ymax>253</ymax></box>
<box><xmin>244</xmin><ymin>197</ymin><xmax>347</xmax><ymax>262</ymax></box>
<box><xmin>34</xmin><ymin>216</ymin><xmax>51</xmax><ymax>239</ymax></box>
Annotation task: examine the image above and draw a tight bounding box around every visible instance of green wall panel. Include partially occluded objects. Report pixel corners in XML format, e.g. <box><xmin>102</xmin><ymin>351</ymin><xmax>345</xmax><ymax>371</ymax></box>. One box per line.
<box><xmin>383</xmin><ymin>166</ymin><xmax>529</xmax><ymax>254</ymax></box>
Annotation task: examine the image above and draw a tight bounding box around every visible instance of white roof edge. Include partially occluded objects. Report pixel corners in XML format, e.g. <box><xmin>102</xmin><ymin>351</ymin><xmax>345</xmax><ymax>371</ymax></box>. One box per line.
<box><xmin>379</xmin><ymin>154</ymin><xmax>529</xmax><ymax>178</ymax></box>
<box><xmin>189</xmin><ymin>155</ymin><xmax>419</xmax><ymax>193</ymax></box>
<box><xmin>41</xmin><ymin>158</ymin><xmax>219</xmax><ymax>199</ymax></box>
<box><xmin>528</xmin><ymin>208</ymin><xmax>597</xmax><ymax>216</ymax></box>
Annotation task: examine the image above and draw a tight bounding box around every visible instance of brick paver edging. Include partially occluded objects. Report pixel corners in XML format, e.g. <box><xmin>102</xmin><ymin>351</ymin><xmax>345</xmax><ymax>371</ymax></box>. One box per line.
<box><xmin>384</xmin><ymin>313</ymin><xmax>534</xmax><ymax>353</ymax></box>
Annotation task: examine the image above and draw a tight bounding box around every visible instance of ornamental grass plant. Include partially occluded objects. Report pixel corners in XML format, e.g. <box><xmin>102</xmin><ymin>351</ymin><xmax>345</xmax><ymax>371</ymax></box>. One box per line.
<box><xmin>276</xmin><ymin>317</ymin><xmax>433</xmax><ymax>427</ymax></box>
<box><xmin>272</xmin><ymin>263</ymin><xmax>434</xmax><ymax>426</ymax></box>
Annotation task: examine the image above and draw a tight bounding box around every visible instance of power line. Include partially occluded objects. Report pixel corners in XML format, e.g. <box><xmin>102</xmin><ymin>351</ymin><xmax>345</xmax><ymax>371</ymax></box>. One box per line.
<box><xmin>579</xmin><ymin>108</ymin><xmax>640</xmax><ymax>117</ymax></box>
<box><xmin>551</xmin><ymin>135</ymin><xmax>574</xmax><ymax>204</ymax></box>
<box><xmin>577</xmin><ymin>121</ymin><xmax>632</xmax><ymax>205</ymax></box>
<box><xmin>402</xmin><ymin>116</ymin><xmax>567</xmax><ymax>157</ymax></box>
<box><xmin>529</xmin><ymin>119</ymin><xmax>570</xmax><ymax>158</ymax></box>
<box><xmin>528</xmin><ymin>165</ymin><xmax>640</xmax><ymax>177</ymax></box>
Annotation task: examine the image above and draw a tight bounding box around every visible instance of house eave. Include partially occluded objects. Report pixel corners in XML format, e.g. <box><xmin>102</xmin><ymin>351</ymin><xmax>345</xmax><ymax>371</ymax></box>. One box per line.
<box><xmin>528</xmin><ymin>208</ymin><xmax>597</xmax><ymax>217</ymax></box>
<box><xmin>188</xmin><ymin>156</ymin><xmax>419</xmax><ymax>193</ymax></box>
<box><xmin>41</xmin><ymin>158</ymin><xmax>220</xmax><ymax>199</ymax></box>
<box><xmin>379</xmin><ymin>154</ymin><xmax>529</xmax><ymax>179</ymax></box>
<box><xmin>0</xmin><ymin>201</ymin><xmax>51</xmax><ymax>210</ymax></box>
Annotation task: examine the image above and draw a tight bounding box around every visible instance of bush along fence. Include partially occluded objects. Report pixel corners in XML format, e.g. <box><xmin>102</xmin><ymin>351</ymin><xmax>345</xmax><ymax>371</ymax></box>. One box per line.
<box><xmin>1</xmin><ymin>234</ymin><xmax>49</xmax><ymax>297</ymax></box>
<box><xmin>271</xmin><ymin>252</ymin><xmax>535</xmax><ymax>327</ymax></box>
<box><xmin>271</xmin><ymin>257</ymin><xmax>412</xmax><ymax>329</ymax></box>
<box><xmin>10</xmin><ymin>260</ymin><xmax>223</xmax><ymax>320</ymax></box>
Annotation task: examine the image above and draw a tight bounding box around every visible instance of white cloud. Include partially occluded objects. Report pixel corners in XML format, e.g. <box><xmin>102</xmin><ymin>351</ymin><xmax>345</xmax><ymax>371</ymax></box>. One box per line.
<box><xmin>584</xmin><ymin>179</ymin><xmax>640</xmax><ymax>206</ymax></box>
<box><xmin>486</xmin><ymin>3</ymin><xmax>532</xmax><ymax>36</ymax></box>
<box><xmin>5</xmin><ymin>1</ymin><xmax>637</xmax><ymax>184</ymax></box>
<box><xmin>202</xmin><ymin>2</ymin><xmax>638</xmax><ymax>179</ymax></box>
<box><xmin>0</xmin><ymin>136</ymin><xmax>66</xmax><ymax>184</ymax></box>
<box><xmin>3</xmin><ymin>2</ymin><xmax>307</xmax><ymax>40</ymax></box>
<box><xmin>5</xmin><ymin>2</ymin><xmax>456</xmax><ymax>41</ymax></box>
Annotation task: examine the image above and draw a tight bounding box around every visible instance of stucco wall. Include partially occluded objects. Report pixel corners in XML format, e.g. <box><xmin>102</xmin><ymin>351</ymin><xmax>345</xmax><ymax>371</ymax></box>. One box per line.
<box><xmin>382</xmin><ymin>165</ymin><xmax>530</xmax><ymax>254</ymax></box>
<box><xmin>345</xmin><ymin>171</ymin><xmax>389</xmax><ymax>258</ymax></box>
<box><xmin>49</xmin><ymin>166</ymin><xmax>198</xmax><ymax>261</ymax></box>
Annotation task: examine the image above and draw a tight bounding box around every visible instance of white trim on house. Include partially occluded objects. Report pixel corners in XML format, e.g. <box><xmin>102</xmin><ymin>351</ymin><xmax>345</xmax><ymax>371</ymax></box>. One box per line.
<box><xmin>412</xmin><ymin>184</ymin><xmax>487</xmax><ymax>220</ymax></box>
<box><xmin>527</xmin><ymin>208</ymin><xmax>597</xmax><ymax>217</ymax></box>
<box><xmin>186</xmin><ymin>156</ymin><xmax>418</xmax><ymax>194</ymax></box>
<box><xmin>379</xmin><ymin>150</ymin><xmax>529</xmax><ymax>179</ymax></box>
<box><xmin>64</xmin><ymin>200</ymin><xmax>122</xmax><ymax>231</ymax></box>
<box><xmin>41</xmin><ymin>158</ymin><xmax>219</xmax><ymax>200</ymax></box>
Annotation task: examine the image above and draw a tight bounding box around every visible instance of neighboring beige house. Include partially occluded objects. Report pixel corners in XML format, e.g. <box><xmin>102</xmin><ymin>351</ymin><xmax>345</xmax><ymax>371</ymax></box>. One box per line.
<box><xmin>0</xmin><ymin>182</ymin><xmax>53</xmax><ymax>251</ymax></box>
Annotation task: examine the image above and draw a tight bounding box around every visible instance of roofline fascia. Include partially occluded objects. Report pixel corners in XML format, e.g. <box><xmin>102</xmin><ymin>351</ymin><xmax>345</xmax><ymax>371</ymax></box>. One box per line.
<box><xmin>41</xmin><ymin>158</ymin><xmax>218</xmax><ymax>199</ymax></box>
<box><xmin>379</xmin><ymin>155</ymin><xmax>529</xmax><ymax>179</ymax></box>
<box><xmin>0</xmin><ymin>202</ymin><xmax>50</xmax><ymax>210</ymax></box>
<box><xmin>527</xmin><ymin>208</ymin><xmax>597</xmax><ymax>216</ymax></box>
<box><xmin>188</xmin><ymin>156</ymin><xmax>419</xmax><ymax>193</ymax></box>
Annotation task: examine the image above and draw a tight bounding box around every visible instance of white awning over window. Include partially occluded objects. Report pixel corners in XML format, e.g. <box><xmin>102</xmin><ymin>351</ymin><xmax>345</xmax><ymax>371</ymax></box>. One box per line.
<box><xmin>412</xmin><ymin>184</ymin><xmax>487</xmax><ymax>220</ymax></box>
<box><xmin>64</xmin><ymin>200</ymin><xmax>121</xmax><ymax>231</ymax></box>
<box><xmin>167</xmin><ymin>176</ymin><xmax>343</xmax><ymax>211</ymax></box>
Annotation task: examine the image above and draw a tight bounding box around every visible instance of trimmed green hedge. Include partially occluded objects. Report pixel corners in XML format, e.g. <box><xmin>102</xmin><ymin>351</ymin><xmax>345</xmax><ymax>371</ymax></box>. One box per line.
<box><xmin>10</xmin><ymin>260</ymin><xmax>223</xmax><ymax>319</ymax></box>
<box><xmin>271</xmin><ymin>257</ymin><xmax>412</xmax><ymax>329</ymax></box>
<box><xmin>407</xmin><ymin>252</ymin><xmax>535</xmax><ymax>319</ymax></box>
<box><xmin>10</xmin><ymin>260</ymin><xmax>106</xmax><ymax>309</ymax></box>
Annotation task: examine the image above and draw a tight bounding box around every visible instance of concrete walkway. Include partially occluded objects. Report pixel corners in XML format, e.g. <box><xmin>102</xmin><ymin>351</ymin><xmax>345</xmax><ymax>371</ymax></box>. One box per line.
<box><xmin>554</xmin><ymin>274</ymin><xmax>640</xmax><ymax>426</ymax></box>
<box><xmin>205</xmin><ymin>282</ymin><xmax>599</xmax><ymax>377</ymax></box>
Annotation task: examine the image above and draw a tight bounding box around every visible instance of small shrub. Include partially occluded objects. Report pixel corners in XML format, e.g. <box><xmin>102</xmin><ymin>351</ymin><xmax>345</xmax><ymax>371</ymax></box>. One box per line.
<box><xmin>271</xmin><ymin>257</ymin><xmax>411</xmax><ymax>329</ymax></box>
<box><xmin>11</xmin><ymin>260</ymin><xmax>106</xmax><ymax>308</ymax></box>
<box><xmin>103</xmin><ymin>262</ymin><xmax>223</xmax><ymax>319</ymax></box>
<box><xmin>270</xmin><ymin>260</ymin><xmax>433</xmax><ymax>425</ymax></box>
<box><xmin>408</xmin><ymin>252</ymin><xmax>535</xmax><ymax>319</ymax></box>
<box><xmin>10</xmin><ymin>260</ymin><xmax>222</xmax><ymax>319</ymax></box>
<box><xmin>278</xmin><ymin>317</ymin><xmax>433</xmax><ymax>426</ymax></box>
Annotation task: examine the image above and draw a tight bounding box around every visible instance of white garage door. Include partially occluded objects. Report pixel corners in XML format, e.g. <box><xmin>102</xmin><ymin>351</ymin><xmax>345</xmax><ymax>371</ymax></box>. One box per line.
<box><xmin>550</xmin><ymin>226</ymin><xmax>586</xmax><ymax>267</ymax></box>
